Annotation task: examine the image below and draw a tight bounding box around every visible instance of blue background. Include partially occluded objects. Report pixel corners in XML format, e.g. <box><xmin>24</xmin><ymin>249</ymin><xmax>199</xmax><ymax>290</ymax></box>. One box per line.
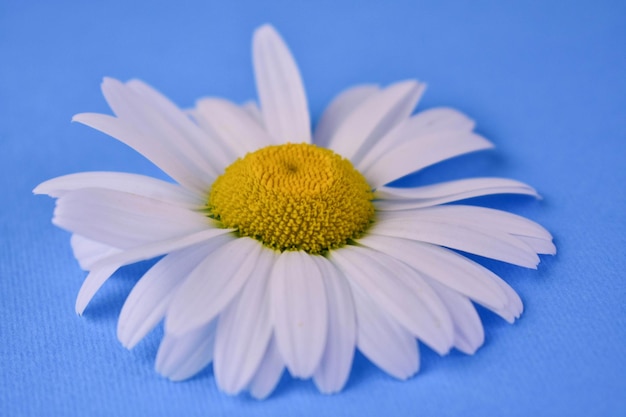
<box><xmin>2</xmin><ymin>1</ymin><xmax>624</xmax><ymax>416</ymax></box>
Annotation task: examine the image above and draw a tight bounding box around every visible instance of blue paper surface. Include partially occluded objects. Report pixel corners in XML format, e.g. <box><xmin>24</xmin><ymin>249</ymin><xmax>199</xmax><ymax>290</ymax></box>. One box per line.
<box><xmin>1</xmin><ymin>1</ymin><xmax>624</xmax><ymax>416</ymax></box>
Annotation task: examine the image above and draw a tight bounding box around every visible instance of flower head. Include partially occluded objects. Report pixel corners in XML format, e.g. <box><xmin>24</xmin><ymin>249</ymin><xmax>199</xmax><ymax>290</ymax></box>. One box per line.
<box><xmin>34</xmin><ymin>25</ymin><xmax>555</xmax><ymax>398</ymax></box>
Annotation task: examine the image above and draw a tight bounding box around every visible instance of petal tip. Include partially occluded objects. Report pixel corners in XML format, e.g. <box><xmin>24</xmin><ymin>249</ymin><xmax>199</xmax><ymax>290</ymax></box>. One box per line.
<box><xmin>254</xmin><ymin>24</ymin><xmax>279</xmax><ymax>40</ymax></box>
<box><xmin>101</xmin><ymin>76</ymin><xmax>118</xmax><ymax>86</ymax></box>
<box><xmin>101</xmin><ymin>77</ymin><xmax>124</xmax><ymax>96</ymax></box>
<box><xmin>116</xmin><ymin>326</ymin><xmax>135</xmax><ymax>350</ymax></box>
<box><xmin>32</xmin><ymin>183</ymin><xmax>45</xmax><ymax>195</ymax></box>
<box><xmin>503</xmin><ymin>315</ymin><xmax>516</xmax><ymax>324</ymax></box>
<box><xmin>75</xmin><ymin>304</ymin><xmax>85</xmax><ymax>316</ymax></box>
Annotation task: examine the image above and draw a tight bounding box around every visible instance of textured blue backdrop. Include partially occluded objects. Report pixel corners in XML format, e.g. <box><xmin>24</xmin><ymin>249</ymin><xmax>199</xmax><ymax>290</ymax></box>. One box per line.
<box><xmin>1</xmin><ymin>1</ymin><xmax>625</xmax><ymax>416</ymax></box>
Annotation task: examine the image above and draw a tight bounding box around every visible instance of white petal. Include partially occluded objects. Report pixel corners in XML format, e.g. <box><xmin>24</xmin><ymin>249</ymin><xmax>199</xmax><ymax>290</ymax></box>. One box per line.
<box><xmin>329</xmin><ymin>245</ymin><xmax>453</xmax><ymax>355</ymax></box>
<box><xmin>70</xmin><ymin>234</ymin><xmax>120</xmax><ymax>270</ymax></box>
<box><xmin>516</xmin><ymin>235</ymin><xmax>557</xmax><ymax>255</ymax></box>
<box><xmin>117</xmin><ymin>238</ymin><xmax>229</xmax><ymax>349</ymax></box>
<box><xmin>311</xmin><ymin>256</ymin><xmax>356</xmax><ymax>394</ymax></box>
<box><xmin>248</xmin><ymin>336</ymin><xmax>284</xmax><ymax>400</ymax></box>
<box><xmin>313</xmin><ymin>84</ymin><xmax>380</xmax><ymax>148</ymax></box>
<box><xmin>358</xmin><ymin>235</ymin><xmax>505</xmax><ymax>309</ymax></box>
<box><xmin>165</xmin><ymin>237</ymin><xmax>262</xmax><ymax>336</ymax></box>
<box><xmin>357</xmin><ymin>107</ymin><xmax>475</xmax><ymax>171</ymax></box>
<box><xmin>241</xmin><ymin>101</ymin><xmax>264</xmax><ymax>127</ymax></box>
<box><xmin>126</xmin><ymin>79</ymin><xmax>234</xmax><ymax>170</ymax></box>
<box><xmin>155</xmin><ymin>321</ymin><xmax>217</xmax><ymax>381</ymax></box>
<box><xmin>370</xmin><ymin>217</ymin><xmax>540</xmax><ymax>268</ymax></box>
<box><xmin>488</xmin><ymin>269</ymin><xmax>524</xmax><ymax>321</ymax></box>
<box><xmin>327</xmin><ymin>81</ymin><xmax>424</xmax><ymax>163</ymax></box>
<box><xmin>348</xmin><ymin>280</ymin><xmax>419</xmax><ymax>380</ymax></box>
<box><xmin>75</xmin><ymin>228</ymin><xmax>233</xmax><ymax>315</ymax></box>
<box><xmin>194</xmin><ymin>98</ymin><xmax>276</xmax><ymax>157</ymax></box>
<box><xmin>380</xmin><ymin>205</ymin><xmax>552</xmax><ymax>240</ymax></box>
<box><xmin>53</xmin><ymin>188</ymin><xmax>210</xmax><ymax>249</ymax></box>
<box><xmin>253</xmin><ymin>25</ymin><xmax>311</xmax><ymax>144</ymax></box>
<box><xmin>87</xmin><ymin>228</ymin><xmax>232</xmax><ymax>272</ymax></box>
<box><xmin>406</xmin><ymin>107</ymin><xmax>476</xmax><ymax>132</ymax></box>
<box><xmin>425</xmin><ymin>279</ymin><xmax>484</xmax><ymax>355</ymax></box>
<box><xmin>357</xmin><ymin>234</ymin><xmax>520</xmax><ymax>322</ymax></box>
<box><xmin>374</xmin><ymin>178</ymin><xmax>540</xmax><ymax>210</ymax></box>
<box><xmin>377</xmin><ymin>205</ymin><xmax>555</xmax><ymax>258</ymax></box>
<box><xmin>213</xmin><ymin>247</ymin><xmax>276</xmax><ymax>395</ymax></box>
<box><xmin>105</xmin><ymin>78</ymin><xmax>231</xmax><ymax>178</ymax></box>
<box><xmin>34</xmin><ymin>171</ymin><xmax>204</xmax><ymax>208</ymax></box>
<box><xmin>73</xmin><ymin>113</ymin><xmax>213</xmax><ymax>193</ymax></box>
<box><xmin>364</xmin><ymin>131</ymin><xmax>494</xmax><ymax>188</ymax></box>
<box><xmin>75</xmin><ymin>264</ymin><xmax>119</xmax><ymax>315</ymax></box>
<box><xmin>270</xmin><ymin>251</ymin><xmax>327</xmax><ymax>378</ymax></box>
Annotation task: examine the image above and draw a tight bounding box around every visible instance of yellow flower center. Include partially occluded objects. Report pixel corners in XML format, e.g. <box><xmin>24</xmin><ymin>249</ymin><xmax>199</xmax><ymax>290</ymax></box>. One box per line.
<box><xmin>208</xmin><ymin>143</ymin><xmax>374</xmax><ymax>254</ymax></box>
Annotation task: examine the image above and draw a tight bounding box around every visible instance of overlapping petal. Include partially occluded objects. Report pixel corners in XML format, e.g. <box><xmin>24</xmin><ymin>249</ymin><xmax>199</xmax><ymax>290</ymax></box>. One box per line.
<box><xmin>166</xmin><ymin>237</ymin><xmax>263</xmax><ymax>336</ymax></box>
<box><xmin>70</xmin><ymin>234</ymin><xmax>120</xmax><ymax>270</ymax></box>
<box><xmin>193</xmin><ymin>98</ymin><xmax>276</xmax><ymax>158</ymax></box>
<box><xmin>52</xmin><ymin>188</ymin><xmax>210</xmax><ymax>249</ymax></box>
<box><xmin>329</xmin><ymin>245</ymin><xmax>454</xmax><ymax>354</ymax></box>
<box><xmin>358</xmin><ymin>234</ymin><xmax>522</xmax><ymax>322</ymax></box>
<box><xmin>75</xmin><ymin>228</ymin><xmax>234</xmax><ymax>315</ymax></box>
<box><xmin>369</xmin><ymin>215</ymin><xmax>541</xmax><ymax>268</ymax></box>
<box><xmin>348</xmin><ymin>280</ymin><xmax>419</xmax><ymax>379</ymax></box>
<box><xmin>213</xmin><ymin>247</ymin><xmax>276</xmax><ymax>394</ymax></box>
<box><xmin>326</xmin><ymin>81</ymin><xmax>425</xmax><ymax>164</ymax></box>
<box><xmin>247</xmin><ymin>336</ymin><xmax>284</xmax><ymax>399</ymax></box>
<box><xmin>156</xmin><ymin>321</ymin><xmax>217</xmax><ymax>381</ymax></box>
<box><xmin>117</xmin><ymin>238</ymin><xmax>231</xmax><ymax>349</ymax></box>
<box><xmin>425</xmin><ymin>279</ymin><xmax>484</xmax><ymax>354</ymax></box>
<box><xmin>357</xmin><ymin>107</ymin><xmax>476</xmax><ymax>171</ymax></box>
<box><xmin>363</xmin><ymin>131</ymin><xmax>494</xmax><ymax>188</ymax></box>
<box><xmin>313</xmin><ymin>84</ymin><xmax>380</xmax><ymax>148</ymax></box>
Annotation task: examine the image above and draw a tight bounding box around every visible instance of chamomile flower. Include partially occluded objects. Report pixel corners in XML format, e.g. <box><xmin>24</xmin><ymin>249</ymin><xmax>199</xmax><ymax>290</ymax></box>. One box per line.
<box><xmin>34</xmin><ymin>25</ymin><xmax>555</xmax><ymax>398</ymax></box>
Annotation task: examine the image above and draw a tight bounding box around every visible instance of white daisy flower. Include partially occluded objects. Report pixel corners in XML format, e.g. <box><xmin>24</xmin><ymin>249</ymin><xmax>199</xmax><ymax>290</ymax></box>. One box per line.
<box><xmin>34</xmin><ymin>25</ymin><xmax>555</xmax><ymax>398</ymax></box>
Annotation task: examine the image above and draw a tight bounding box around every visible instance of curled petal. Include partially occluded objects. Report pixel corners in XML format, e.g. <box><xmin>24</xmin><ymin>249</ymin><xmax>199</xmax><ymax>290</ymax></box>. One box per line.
<box><xmin>374</xmin><ymin>178</ymin><xmax>540</xmax><ymax>210</ymax></box>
